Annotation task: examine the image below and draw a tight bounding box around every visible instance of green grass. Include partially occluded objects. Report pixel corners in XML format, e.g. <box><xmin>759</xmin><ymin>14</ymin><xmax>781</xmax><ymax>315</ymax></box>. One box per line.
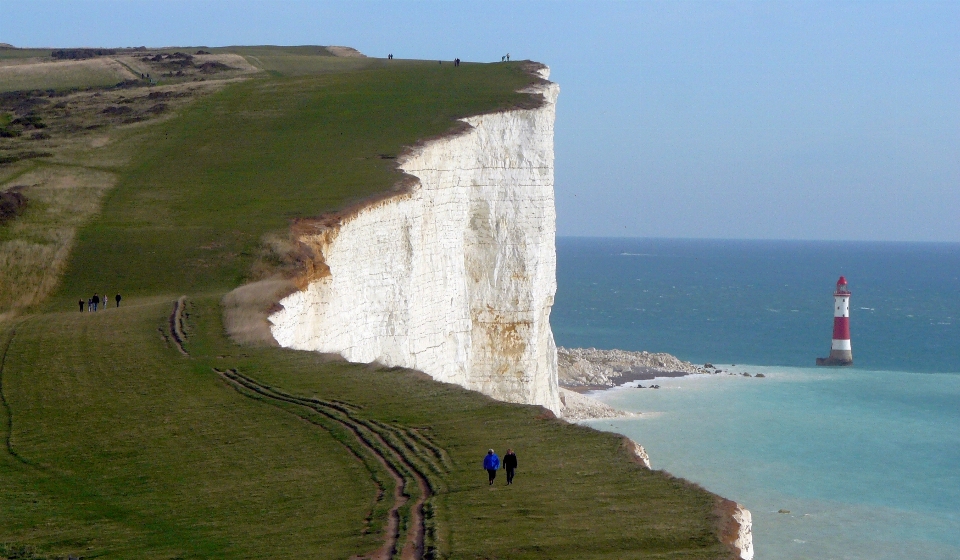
<box><xmin>216</xmin><ymin>45</ymin><xmax>376</xmax><ymax>76</ymax></box>
<box><xmin>53</xmin><ymin>61</ymin><xmax>538</xmax><ymax>304</ymax></box>
<box><xmin>0</xmin><ymin>49</ymin><xmax>52</xmax><ymax>62</ymax></box>
<box><xmin>2</xmin><ymin>52</ymin><xmax>735</xmax><ymax>558</ymax></box>
<box><xmin>0</xmin><ymin>58</ymin><xmax>133</xmax><ymax>93</ymax></box>
<box><xmin>2</xmin><ymin>296</ymin><xmax>729</xmax><ymax>559</ymax></box>
<box><xmin>1</xmin><ymin>301</ymin><xmax>381</xmax><ymax>558</ymax></box>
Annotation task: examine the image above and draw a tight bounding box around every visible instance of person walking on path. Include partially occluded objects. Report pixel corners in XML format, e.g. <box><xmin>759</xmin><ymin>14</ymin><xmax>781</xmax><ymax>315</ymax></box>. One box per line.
<box><xmin>92</xmin><ymin>294</ymin><xmax>99</xmax><ymax>312</ymax></box>
<box><xmin>503</xmin><ymin>449</ymin><xmax>518</xmax><ymax>485</ymax></box>
<box><xmin>483</xmin><ymin>449</ymin><xmax>500</xmax><ymax>486</ymax></box>
<box><xmin>79</xmin><ymin>299</ymin><xmax>84</xmax><ymax>312</ymax></box>
<box><xmin>115</xmin><ymin>293</ymin><xmax>121</xmax><ymax>308</ymax></box>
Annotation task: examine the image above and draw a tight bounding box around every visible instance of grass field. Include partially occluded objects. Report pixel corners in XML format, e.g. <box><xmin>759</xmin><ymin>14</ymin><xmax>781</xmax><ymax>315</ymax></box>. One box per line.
<box><xmin>0</xmin><ymin>58</ymin><xmax>136</xmax><ymax>93</ymax></box>
<box><xmin>1</xmin><ymin>47</ymin><xmax>735</xmax><ymax>559</ymax></box>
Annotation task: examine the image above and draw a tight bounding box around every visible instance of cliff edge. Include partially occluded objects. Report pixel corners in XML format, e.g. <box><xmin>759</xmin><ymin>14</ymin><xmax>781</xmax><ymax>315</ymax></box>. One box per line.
<box><xmin>268</xmin><ymin>65</ymin><xmax>561</xmax><ymax>414</ymax></box>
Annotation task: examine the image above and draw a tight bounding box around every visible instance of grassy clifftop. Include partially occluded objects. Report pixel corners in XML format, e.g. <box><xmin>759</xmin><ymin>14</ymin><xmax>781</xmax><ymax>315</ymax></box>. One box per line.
<box><xmin>53</xmin><ymin>59</ymin><xmax>538</xmax><ymax>303</ymax></box>
<box><xmin>1</xmin><ymin>47</ymin><xmax>734</xmax><ymax>559</ymax></box>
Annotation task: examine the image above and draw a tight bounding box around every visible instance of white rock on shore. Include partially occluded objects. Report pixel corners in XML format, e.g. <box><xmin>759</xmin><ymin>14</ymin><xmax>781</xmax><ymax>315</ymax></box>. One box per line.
<box><xmin>558</xmin><ymin>346</ymin><xmax>704</xmax><ymax>388</ymax></box>
<box><xmin>558</xmin><ymin>387</ymin><xmax>634</xmax><ymax>422</ymax></box>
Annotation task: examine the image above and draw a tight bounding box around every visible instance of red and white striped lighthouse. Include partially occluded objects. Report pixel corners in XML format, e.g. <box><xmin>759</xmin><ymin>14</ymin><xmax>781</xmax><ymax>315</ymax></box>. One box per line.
<box><xmin>817</xmin><ymin>276</ymin><xmax>853</xmax><ymax>366</ymax></box>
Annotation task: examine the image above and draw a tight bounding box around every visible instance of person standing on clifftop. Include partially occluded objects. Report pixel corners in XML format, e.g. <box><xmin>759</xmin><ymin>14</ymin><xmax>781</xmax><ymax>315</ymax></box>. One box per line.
<box><xmin>503</xmin><ymin>449</ymin><xmax>518</xmax><ymax>485</ymax></box>
<box><xmin>483</xmin><ymin>449</ymin><xmax>500</xmax><ymax>486</ymax></box>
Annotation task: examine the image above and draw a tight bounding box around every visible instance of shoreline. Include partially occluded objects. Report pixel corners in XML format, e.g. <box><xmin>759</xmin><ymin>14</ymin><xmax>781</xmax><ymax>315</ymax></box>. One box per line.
<box><xmin>557</xmin><ymin>350</ymin><xmax>771</xmax><ymax>420</ymax></box>
<box><xmin>557</xmin><ymin>346</ymin><xmax>728</xmax><ymax>419</ymax></box>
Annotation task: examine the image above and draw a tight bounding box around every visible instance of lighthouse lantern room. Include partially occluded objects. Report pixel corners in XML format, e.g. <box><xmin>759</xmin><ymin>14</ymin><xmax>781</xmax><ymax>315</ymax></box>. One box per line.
<box><xmin>817</xmin><ymin>276</ymin><xmax>854</xmax><ymax>366</ymax></box>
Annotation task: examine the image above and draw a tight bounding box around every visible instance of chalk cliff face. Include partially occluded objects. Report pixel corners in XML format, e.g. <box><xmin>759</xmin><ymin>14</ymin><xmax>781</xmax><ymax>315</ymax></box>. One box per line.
<box><xmin>269</xmin><ymin>69</ymin><xmax>561</xmax><ymax>414</ymax></box>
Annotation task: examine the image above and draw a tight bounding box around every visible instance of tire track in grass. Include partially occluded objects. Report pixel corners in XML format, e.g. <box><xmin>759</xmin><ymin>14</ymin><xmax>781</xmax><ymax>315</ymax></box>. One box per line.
<box><xmin>169</xmin><ymin>296</ymin><xmax>188</xmax><ymax>355</ymax></box>
<box><xmin>214</xmin><ymin>368</ymin><xmax>446</xmax><ymax>559</ymax></box>
<box><xmin>0</xmin><ymin>327</ymin><xmax>22</xmax><ymax>462</ymax></box>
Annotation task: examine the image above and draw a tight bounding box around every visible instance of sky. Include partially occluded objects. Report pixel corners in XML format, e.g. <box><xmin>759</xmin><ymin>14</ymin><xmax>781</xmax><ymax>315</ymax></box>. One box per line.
<box><xmin>3</xmin><ymin>1</ymin><xmax>959</xmax><ymax>242</ymax></box>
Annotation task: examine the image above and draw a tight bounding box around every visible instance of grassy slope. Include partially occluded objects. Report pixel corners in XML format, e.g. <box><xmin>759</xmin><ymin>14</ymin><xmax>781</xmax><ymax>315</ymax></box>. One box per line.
<box><xmin>1</xmin><ymin>301</ymin><xmax>378</xmax><ymax>558</ymax></box>
<box><xmin>53</xmin><ymin>60</ymin><xmax>535</xmax><ymax>304</ymax></box>
<box><xmin>0</xmin><ymin>58</ymin><xmax>133</xmax><ymax>93</ymax></box>
<box><xmin>3</xmin><ymin>52</ymin><xmax>732</xmax><ymax>558</ymax></box>
<box><xmin>2</xmin><ymin>297</ymin><xmax>727</xmax><ymax>559</ymax></box>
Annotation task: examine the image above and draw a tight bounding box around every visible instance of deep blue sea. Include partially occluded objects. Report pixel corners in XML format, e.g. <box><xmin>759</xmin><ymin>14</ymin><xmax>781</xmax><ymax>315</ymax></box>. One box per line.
<box><xmin>553</xmin><ymin>238</ymin><xmax>960</xmax><ymax>559</ymax></box>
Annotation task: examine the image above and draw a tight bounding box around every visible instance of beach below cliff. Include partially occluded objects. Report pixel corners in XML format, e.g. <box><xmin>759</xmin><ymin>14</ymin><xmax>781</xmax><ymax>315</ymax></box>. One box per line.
<box><xmin>557</xmin><ymin>347</ymin><xmax>727</xmax><ymax>420</ymax></box>
<box><xmin>558</xmin><ymin>346</ymin><xmax>728</xmax><ymax>391</ymax></box>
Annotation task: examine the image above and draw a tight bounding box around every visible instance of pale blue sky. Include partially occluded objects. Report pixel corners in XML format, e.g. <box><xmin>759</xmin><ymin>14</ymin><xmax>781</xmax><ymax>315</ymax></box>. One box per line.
<box><xmin>3</xmin><ymin>1</ymin><xmax>958</xmax><ymax>241</ymax></box>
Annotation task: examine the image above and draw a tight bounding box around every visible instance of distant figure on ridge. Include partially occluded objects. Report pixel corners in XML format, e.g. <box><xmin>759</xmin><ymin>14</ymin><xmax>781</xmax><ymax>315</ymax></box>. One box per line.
<box><xmin>455</xmin><ymin>58</ymin><xmax>460</xmax><ymax>67</ymax></box>
<box><xmin>388</xmin><ymin>53</ymin><xmax>393</xmax><ymax>60</ymax></box>
<box><xmin>503</xmin><ymin>449</ymin><xmax>518</xmax><ymax>485</ymax></box>
<box><xmin>115</xmin><ymin>293</ymin><xmax>122</xmax><ymax>308</ymax></box>
<box><xmin>92</xmin><ymin>294</ymin><xmax>100</xmax><ymax>312</ymax></box>
<box><xmin>79</xmin><ymin>299</ymin><xmax>84</xmax><ymax>312</ymax></box>
<box><xmin>506</xmin><ymin>53</ymin><xmax>510</xmax><ymax>61</ymax></box>
<box><xmin>483</xmin><ymin>449</ymin><xmax>500</xmax><ymax>485</ymax></box>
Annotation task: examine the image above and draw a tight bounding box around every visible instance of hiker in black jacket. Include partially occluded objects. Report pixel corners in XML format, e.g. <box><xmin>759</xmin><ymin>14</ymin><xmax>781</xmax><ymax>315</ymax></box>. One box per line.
<box><xmin>503</xmin><ymin>449</ymin><xmax>518</xmax><ymax>485</ymax></box>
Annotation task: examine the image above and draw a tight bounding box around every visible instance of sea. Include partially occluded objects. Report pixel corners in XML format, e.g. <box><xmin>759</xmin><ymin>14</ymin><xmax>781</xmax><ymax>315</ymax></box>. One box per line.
<box><xmin>552</xmin><ymin>238</ymin><xmax>960</xmax><ymax>560</ymax></box>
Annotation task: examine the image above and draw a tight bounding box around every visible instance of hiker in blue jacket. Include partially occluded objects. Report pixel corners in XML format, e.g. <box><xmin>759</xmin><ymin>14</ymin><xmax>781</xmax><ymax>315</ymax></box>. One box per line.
<box><xmin>483</xmin><ymin>449</ymin><xmax>500</xmax><ymax>485</ymax></box>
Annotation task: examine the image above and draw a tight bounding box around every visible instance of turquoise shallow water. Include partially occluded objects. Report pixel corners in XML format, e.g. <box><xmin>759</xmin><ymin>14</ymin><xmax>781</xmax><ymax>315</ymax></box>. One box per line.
<box><xmin>586</xmin><ymin>368</ymin><xmax>960</xmax><ymax>559</ymax></box>
<box><xmin>553</xmin><ymin>238</ymin><xmax>960</xmax><ymax>558</ymax></box>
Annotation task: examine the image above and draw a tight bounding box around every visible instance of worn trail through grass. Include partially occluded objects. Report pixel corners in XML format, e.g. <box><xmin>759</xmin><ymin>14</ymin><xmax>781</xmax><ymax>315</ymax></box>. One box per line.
<box><xmin>214</xmin><ymin>367</ymin><xmax>441</xmax><ymax>560</ymax></box>
<box><xmin>170</xmin><ymin>292</ymin><xmax>437</xmax><ymax>560</ymax></box>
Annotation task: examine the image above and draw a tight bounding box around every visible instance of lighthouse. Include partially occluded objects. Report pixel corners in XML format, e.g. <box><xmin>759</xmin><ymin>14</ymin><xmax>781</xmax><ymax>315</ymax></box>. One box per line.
<box><xmin>816</xmin><ymin>276</ymin><xmax>853</xmax><ymax>366</ymax></box>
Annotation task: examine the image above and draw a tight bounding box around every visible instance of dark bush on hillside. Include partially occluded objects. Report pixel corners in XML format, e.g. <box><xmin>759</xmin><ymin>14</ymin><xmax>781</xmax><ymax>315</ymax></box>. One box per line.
<box><xmin>51</xmin><ymin>48</ymin><xmax>116</xmax><ymax>60</ymax></box>
<box><xmin>113</xmin><ymin>79</ymin><xmax>146</xmax><ymax>90</ymax></box>
<box><xmin>0</xmin><ymin>151</ymin><xmax>52</xmax><ymax>165</ymax></box>
<box><xmin>0</xmin><ymin>188</ymin><xmax>28</xmax><ymax>224</ymax></box>
<box><xmin>199</xmin><ymin>62</ymin><xmax>232</xmax><ymax>74</ymax></box>
<box><xmin>11</xmin><ymin>113</ymin><xmax>46</xmax><ymax>129</ymax></box>
<box><xmin>0</xmin><ymin>91</ymin><xmax>51</xmax><ymax>114</ymax></box>
<box><xmin>102</xmin><ymin>105</ymin><xmax>133</xmax><ymax>115</ymax></box>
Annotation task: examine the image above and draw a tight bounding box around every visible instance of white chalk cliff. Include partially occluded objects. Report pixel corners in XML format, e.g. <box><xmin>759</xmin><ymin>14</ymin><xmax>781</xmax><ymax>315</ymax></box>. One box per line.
<box><xmin>264</xmin><ymin>66</ymin><xmax>754</xmax><ymax>557</ymax></box>
<box><xmin>269</xmin><ymin>67</ymin><xmax>561</xmax><ymax>414</ymax></box>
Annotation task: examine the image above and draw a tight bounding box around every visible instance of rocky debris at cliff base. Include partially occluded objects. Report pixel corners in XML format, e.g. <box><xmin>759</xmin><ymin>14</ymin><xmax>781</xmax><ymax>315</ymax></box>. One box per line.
<box><xmin>558</xmin><ymin>387</ymin><xmax>634</xmax><ymax>421</ymax></box>
<box><xmin>558</xmin><ymin>346</ymin><xmax>706</xmax><ymax>389</ymax></box>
